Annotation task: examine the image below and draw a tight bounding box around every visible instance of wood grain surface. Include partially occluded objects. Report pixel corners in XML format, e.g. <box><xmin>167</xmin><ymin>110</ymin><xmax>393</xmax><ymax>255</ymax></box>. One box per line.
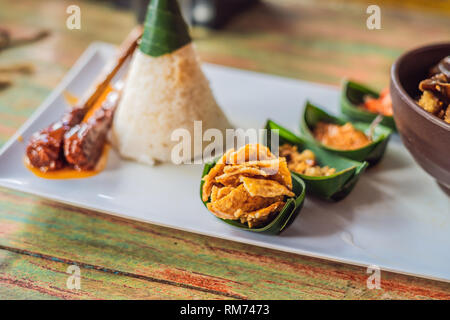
<box><xmin>0</xmin><ymin>0</ymin><xmax>449</xmax><ymax>299</ymax></box>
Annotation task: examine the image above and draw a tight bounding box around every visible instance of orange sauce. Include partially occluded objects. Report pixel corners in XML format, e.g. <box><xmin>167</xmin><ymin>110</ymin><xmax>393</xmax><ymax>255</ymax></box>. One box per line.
<box><xmin>314</xmin><ymin>122</ymin><xmax>371</xmax><ymax>151</ymax></box>
<box><xmin>63</xmin><ymin>90</ymin><xmax>79</xmax><ymax>106</ymax></box>
<box><xmin>24</xmin><ymin>145</ymin><xmax>110</xmax><ymax>180</ymax></box>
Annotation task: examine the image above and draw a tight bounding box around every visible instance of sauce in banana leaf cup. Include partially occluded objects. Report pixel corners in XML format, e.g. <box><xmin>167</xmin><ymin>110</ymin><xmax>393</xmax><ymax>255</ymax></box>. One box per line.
<box><xmin>341</xmin><ymin>80</ymin><xmax>397</xmax><ymax>131</ymax></box>
<box><xmin>300</xmin><ymin>101</ymin><xmax>392</xmax><ymax>165</ymax></box>
<box><xmin>265</xmin><ymin>120</ymin><xmax>368</xmax><ymax>201</ymax></box>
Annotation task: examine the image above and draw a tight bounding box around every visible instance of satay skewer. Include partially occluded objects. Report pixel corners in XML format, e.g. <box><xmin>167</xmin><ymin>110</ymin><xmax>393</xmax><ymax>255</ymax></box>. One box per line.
<box><xmin>26</xmin><ymin>26</ymin><xmax>143</xmax><ymax>172</ymax></box>
<box><xmin>64</xmin><ymin>81</ymin><xmax>124</xmax><ymax>171</ymax></box>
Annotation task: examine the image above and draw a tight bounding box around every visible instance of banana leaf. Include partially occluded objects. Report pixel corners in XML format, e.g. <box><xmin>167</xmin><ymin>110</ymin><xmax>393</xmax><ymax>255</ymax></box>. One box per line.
<box><xmin>341</xmin><ymin>80</ymin><xmax>397</xmax><ymax>130</ymax></box>
<box><xmin>300</xmin><ymin>101</ymin><xmax>392</xmax><ymax>165</ymax></box>
<box><xmin>140</xmin><ymin>0</ymin><xmax>192</xmax><ymax>57</ymax></box>
<box><xmin>265</xmin><ymin>120</ymin><xmax>368</xmax><ymax>201</ymax></box>
<box><xmin>200</xmin><ymin>161</ymin><xmax>306</xmax><ymax>235</ymax></box>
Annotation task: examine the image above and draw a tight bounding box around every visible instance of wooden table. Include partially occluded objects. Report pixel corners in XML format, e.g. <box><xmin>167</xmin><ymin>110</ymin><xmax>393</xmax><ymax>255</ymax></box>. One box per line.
<box><xmin>1</xmin><ymin>0</ymin><xmax>449</xmax><ymax>299</ymax></box>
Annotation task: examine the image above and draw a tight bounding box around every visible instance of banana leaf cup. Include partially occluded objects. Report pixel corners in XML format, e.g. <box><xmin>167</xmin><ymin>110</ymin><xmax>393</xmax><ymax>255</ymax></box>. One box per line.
<box><xmin>341</xmin><ymin>80</ymin><xmax>397</xmax><ymax>130</ymax></box>
<box><xmin>300</xmin><ymin>101</ymin><xmax>392</xmax><ymax>165</ymax></box>
<box><xmin>200</xmin><ymin>161</ymin><xmax>306</xmax><ymax>235</ymax></box>
<box><xmin>265</xmin><ymin>120</ymin><xmax>368</xmax><ymax>201</ymax></box>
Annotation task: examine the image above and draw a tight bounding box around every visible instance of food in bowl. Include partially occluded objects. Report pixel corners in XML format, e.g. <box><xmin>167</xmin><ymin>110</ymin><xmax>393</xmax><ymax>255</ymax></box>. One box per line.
<box><xmin>417</xmin><ymin>56</ymin><xmax>450</xmax><ymax>123</ymax></box>
<box><xmin>202</xmin><ymin>144</ymin><xmax>296</xmax><ymax>228</ymax></box>
<box><xmin>390</xmin><ymin>42</ymin><xmax>450</xmax><ymax>191</ymax></box>
<box><xmin>279</xmin><ymin>144</ymin><xmax>336</xmax><ymax>176</ymax></box>
<box><xmin>313</xmin><ymin>121</ymin><xmax>372</xmax><ymax>151</ymax></box>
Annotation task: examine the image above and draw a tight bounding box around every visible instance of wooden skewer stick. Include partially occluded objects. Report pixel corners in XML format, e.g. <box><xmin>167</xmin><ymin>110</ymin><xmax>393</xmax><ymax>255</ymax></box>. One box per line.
<box><xmin>81</xmin><ymin>25</ymin><xmax>143</xmax><ymax>111</ymax></box>
<box><xmin>368</xmin><ymin>114</ymin><xmax>384</xmax><ymax>140</ymax></box>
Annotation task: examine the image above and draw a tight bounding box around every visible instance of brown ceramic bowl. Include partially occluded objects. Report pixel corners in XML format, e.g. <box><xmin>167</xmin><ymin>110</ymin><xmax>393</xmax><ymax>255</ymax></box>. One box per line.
<box><xmin>390</xmin><ymin>43</ymin><xmax>450</xmax><ymax>193</ymax></box>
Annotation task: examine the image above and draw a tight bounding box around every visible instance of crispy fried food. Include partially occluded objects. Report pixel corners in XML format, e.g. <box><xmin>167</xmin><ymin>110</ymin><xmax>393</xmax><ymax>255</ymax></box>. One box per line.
<box><xmin>417</xmin><ymin>69</ymin><xmax>450</xmax><ymax>123</ymax></box>
<box><xmin>279</xmin><ymin>144</ymin><xmax>336</xmax><ymax>177</ymax></box>
<box><xmin>210</xmin><ymin>186</ymin><xmax>220</xmax><ymax>202</ymax></box>
<box><xmin>239</xmin><ymin>201</ymin><xmax>286</xmax><ymax>228</ymax></box>
<box><xmin>271</xmin><ymin>157</ymin><xmax>292</xmax><ymax>189</ymax></box>
<box><xmin>223</xmin><ymin>165</ymin><xmax>271</xmax><ymax>177</ymax></box>
<box><xmin>201</xmin><ymin>149</ymin><xmax>234</xmax><ymax>201</ymax></box>
<box><xmin>207</xmin><ymin>185</ymin><xmax>282</xmax><ymax>221</ymax></box>
<box><xmin>240</xmin><ymin>176</ymin><xmax>295</xmax><ymax>198</ymax></box>
<box><xmin>226</xmin><ymin>143</ymin><xmax>275</xmax><ymax>164</ymax></box>
<box><xmin>203</xmin><ymin>144</ymin><xmax>294</xmax><ymax>228</ymax></box>
<box><xmin>418</xmin><ymin>90</ymin><xmax>443</xmax><ymax>114</ymax></box>
<box><xmin>216</xmin><ymin>186</ymin><xmax>234</xmax><ymax>200</ymax></box>
<box><xmin>215</xmin><ymin>174</ymin><xmax>241</xmax><ymax>188</ymax></box>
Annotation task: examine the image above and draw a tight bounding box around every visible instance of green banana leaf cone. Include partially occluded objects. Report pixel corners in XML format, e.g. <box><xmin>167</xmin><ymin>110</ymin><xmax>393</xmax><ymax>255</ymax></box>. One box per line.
<box><xmin>340</xmin><ymin>80</ymin><xmax>397</xmax><ymax>131</ymax></box>
<box><xmin>300</xmin><ymin>101</ymin><xmax>392</xmax><ymax>166</ymax></box>
<box><xmin>200</xmin><ymin>161</ymin><xmax>306</xmax><ymax>235</ymax></box>
<box><xmin>265</xmin><ymin>120</ymin><xmax>368</xmax><ymax>201</ymax></box>
<box><xmin>140</xmin><ymin>0</ymin><xmax>192</xmax><ymax>57</ymax></box>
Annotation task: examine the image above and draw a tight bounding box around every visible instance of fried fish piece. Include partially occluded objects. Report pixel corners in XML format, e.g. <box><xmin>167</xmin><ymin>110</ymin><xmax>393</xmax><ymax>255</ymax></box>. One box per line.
<box><xmin>215</xmin><ymin>173</ymin><xmax>241</xmax><ymax>187</ymax></box>
<box><xmin>208</xmin><ymin>185</ymin><xmax>249</xmax><ymax>217</ymax></box>
<box><xmin>207</xmin><ymin>202</ymin><xmax>236</xmax><ymax>220</ymax></box>
<box><xmin>271</xmin><ymin>157</ymin><xmax>292</xmax><ymax>189</ymax></box>
<box><xmin>209</xmin><ymin>184</ymin><xmax>283</xmax><ymax>217</ymax></box>
<box><xmin>240</xmin><ymin>176</ymin><xmax>295</xmax><ymax>198</ymax></box>
<box><xmin>216</xmin><ymin>186</ymin><xmax>234</xmax><ymax>200</ymax></box>
<box><xmin>210</xmin><ymin>186</ymin><xmax>219</xmax><ymax>202</ymax></box>
<box><xmin>226</xmin><ymin>144</ymin><xmax>275</xmax><ymax>165</ymax></box>
<box><xmin>202</xmin><ymin>149</ymin><xmax>235</xmax><ymax>201</ymax></box>
<box><xmin>239</xmin><ymin>201</ymin><xmax>285</xmax><ymax>228</ymax></box>
<box><xmin>217</xmin><ymin>162</ymin><xmax>281</xmax><ymax>187</ymax></box>
<box><xmin>202</xmin><ymin>163</ymin><xmax>225</xmax><ymax>201</ymax></box>
<box><xmin>222</xmin><ymin>165</ymin><xmax>271</xmax><ymax>177</ymax></box>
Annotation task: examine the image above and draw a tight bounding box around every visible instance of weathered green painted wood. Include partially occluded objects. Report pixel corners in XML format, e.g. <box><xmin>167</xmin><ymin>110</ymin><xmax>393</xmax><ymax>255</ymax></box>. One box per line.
<box><xmin>1</xmin><ymin>189</ymin><xmax>449</xmax><ymax>299</ymax></box>
<box><xmin>196</xmin><ymin>0</ymin><xmax>450</xmax><ymax>89</ymax></box>
<box><xmin>0</xmin><ymin>249</ymin><xmax>223</xmax><ymax>299</ymax></box>
<box><xmin>0</xmin><ymin>0</ymin><xmax>449</xmax><ymax>299</ymax></box>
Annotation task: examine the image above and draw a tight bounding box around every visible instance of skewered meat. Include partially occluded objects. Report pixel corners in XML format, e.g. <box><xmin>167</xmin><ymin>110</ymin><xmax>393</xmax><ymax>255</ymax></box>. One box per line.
<box><xmin>64</xmin><ymin>91</ymin><xmax>120</xmax><ymax>170</ymax></box>
<box><xmin>26</xmin><ymin>107</ymin><xmax>85</xmax><ymax>171</ymax></box>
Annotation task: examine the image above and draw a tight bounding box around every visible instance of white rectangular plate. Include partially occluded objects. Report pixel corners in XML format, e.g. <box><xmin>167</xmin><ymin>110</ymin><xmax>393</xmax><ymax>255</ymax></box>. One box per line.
<box><xmin>1</xmin><ymin>42</ymin><xmax>449</xmax><ymax>282</ymax></box>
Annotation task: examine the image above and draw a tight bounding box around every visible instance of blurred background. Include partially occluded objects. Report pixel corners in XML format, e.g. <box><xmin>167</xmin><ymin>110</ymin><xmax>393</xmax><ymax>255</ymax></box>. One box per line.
<box><xmin>0</xmin><ymin>0</ymin><xmax>449</xmax><ymax>144</ymax></box>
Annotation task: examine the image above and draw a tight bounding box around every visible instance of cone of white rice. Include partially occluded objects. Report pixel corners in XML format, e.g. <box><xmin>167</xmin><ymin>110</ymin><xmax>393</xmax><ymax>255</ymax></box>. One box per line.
<box><xmin>112</xmin><ymin>0</ymin><xmax>231</xmax><ymax>165</ymax></box>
